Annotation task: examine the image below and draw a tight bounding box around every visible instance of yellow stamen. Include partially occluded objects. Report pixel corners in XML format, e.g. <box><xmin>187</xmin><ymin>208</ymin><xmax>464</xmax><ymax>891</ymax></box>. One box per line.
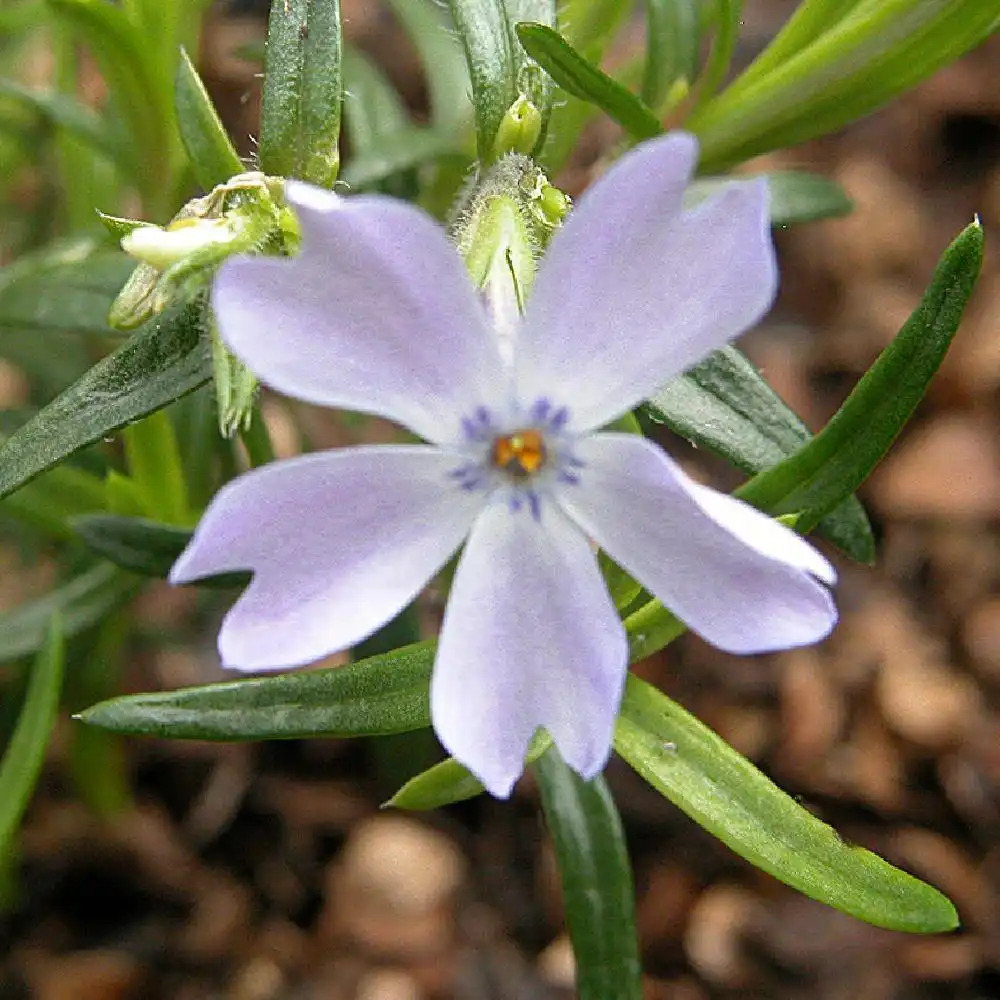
<box><xmin>492</xmin><ymin>429</ymin><xmax>546</xmax><ymax>479</ymax></box>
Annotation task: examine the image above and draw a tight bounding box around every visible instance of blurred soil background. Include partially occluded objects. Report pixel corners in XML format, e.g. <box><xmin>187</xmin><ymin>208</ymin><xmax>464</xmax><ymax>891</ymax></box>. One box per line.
<box><xmin>3</xmin><ymin>1</ymin><xmax>1000</xmax><ymax>998</ymax></box>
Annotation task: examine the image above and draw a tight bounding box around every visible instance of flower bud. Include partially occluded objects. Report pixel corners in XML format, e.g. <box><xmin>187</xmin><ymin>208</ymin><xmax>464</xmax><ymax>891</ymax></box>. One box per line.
<box><xmin>450</xmin><ymin>155</ymin><xmax>571</xmax><ymax>356</ymax></box>
<box><xmin>492</xmin><ymin>95</ymin><xmax>543</xmax><ymax>158</ymax></box>
<box><xmin>122</xmin><ymin>217</ymin><xmax>240</xmax><ymax>271</ymax></box>
<box><xmin>107</xmin><ymin>172</ymin><xmax>289</xmax><ymax>331</ymax></box>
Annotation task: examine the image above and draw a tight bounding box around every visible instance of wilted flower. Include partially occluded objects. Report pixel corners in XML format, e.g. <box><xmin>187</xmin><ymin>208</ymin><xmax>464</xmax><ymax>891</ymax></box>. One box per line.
<box><xmin>171</xmin><ymin>134</ymin><xmax>836</xmax><ymax>797</ymax></box>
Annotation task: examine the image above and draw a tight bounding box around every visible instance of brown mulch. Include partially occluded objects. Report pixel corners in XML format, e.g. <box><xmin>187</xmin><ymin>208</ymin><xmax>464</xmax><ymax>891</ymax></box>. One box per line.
<box><xmin>3</xmin><ymin>5</ymin><xmax>1000</xmax><ymax>998</ymax></box>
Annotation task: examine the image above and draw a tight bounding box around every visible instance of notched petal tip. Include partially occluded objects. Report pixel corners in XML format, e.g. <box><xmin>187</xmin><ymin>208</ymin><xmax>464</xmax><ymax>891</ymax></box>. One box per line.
<box><xmin>560</xmin><ymin>434</ymin><xmax>839</xmax><ymax>658</ymax></box>
<box><xmin>516</xmin><ymin>132</ymin><xmax>781</xmax><ymax>432</ymax></box>
<box><xmin>431</xmin><ymin>504</ymin><xmax>627</xmax><ymax>800</ymax></box>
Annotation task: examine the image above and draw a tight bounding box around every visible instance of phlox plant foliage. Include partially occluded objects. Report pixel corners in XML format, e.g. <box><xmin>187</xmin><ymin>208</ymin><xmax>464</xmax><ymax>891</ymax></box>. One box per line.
<box><xmin>0</xmin><ymin>1</ymin><xmax>995</xmax><ymax>995</ymax></box>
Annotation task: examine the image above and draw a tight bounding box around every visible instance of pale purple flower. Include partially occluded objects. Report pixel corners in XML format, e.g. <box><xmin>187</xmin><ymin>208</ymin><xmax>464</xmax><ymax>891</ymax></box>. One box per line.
<box><xmin>171</xmin><ymin>133</ymin><xmax>837</xmax><ymax>797</ymax></box>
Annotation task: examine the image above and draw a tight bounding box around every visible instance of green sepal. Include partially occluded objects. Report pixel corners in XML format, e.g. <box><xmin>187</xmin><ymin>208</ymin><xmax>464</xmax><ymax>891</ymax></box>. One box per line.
<box><xmin>97</xmin><ymin>212</ymin><xmax>154</xmax><ymax>241</ymax></box>
<box><xmin>0</xmin><ymin>300</ymin><xmax>211</xmax><ymax>501</ymax></box>
<box><xmin>515</xmin><ymin>22</ymin><xmax>663</xmax><ymax>140</ymax></box>
<box><xmin>78</xmin><ymin>641</ymin><xmax>436</xmax><ymax>740</ymax></box>
<box><xmin>259</xmin><ymin>0</ymin><xmax>342</xmax><ymax>186</ymax></box>
<box><xmin>0</xmin><ymin>617</ymin><xmax>65</xmax><ymax>862</ymax></box>
<box><xmin>615</xmin><ymin>673</ymin><xmax>959</xmax><ymax>932</ymax></box>
<box><xmin>644</xmin><ymin>344</ymin><xmax>875</xmax><ymax>563</ymax></box>
<box><xmin>210</xmin><ymin>313</ymin><xmax>258</xmax><ymax>438</ymax></box>
<box><xmin>175</xmin><ymin>46</ymin><xmax>245</xmax><ymax>190</ymax></box>
<box><xmin>535</xmin><ymin>748</ymin><xmax>642</xmax><ymax>1000</ymax></box>
<box><xmin>737</xmin><ymin>219</ymin><xmax>984</xmax><ymax>533</ymax></box>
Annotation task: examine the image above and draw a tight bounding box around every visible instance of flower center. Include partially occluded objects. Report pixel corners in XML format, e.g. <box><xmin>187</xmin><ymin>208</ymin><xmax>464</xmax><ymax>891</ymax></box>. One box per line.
<box><xmin>491</xmin><ymin>428</ymin><xmax>547</xmax><ymax>479</ymax></box>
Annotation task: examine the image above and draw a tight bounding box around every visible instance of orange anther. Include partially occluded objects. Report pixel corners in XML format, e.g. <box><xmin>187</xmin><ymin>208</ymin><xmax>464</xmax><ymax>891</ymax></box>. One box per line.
<box><xmin>492</xmin><ymin>429</ymin><xmax>546</xmax><ymax>478</ymax></box>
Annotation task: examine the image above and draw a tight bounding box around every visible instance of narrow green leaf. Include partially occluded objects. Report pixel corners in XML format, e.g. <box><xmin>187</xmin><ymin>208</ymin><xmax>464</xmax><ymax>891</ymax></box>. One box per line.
<box><xmin>0</xmin><ymin>565</ymin><xmax>135</xmax><ymax>663</ymax></box>
<box><xmin>764</xmin><ymin>169</ymin><xmax>853</xmax><ymax>225</ymax></box>
<box><xmin>259</xmin><ymin>0</ymin><xmax>342</xmax><ymax>186</ymax></box>
<box><xmin>615</xmin><ymin>674</ymin><xmax>959</xmax><ymax>932</ymax></box>
<box><xmin>0</xmin><ymin>240</ymin><xmax>133</xmax><ymax>337</ymax></box>
<box><xmin>46</xmin><ymin>0</ymin><xmax>173</xmax><ymax>197</ymax></box>
<box><xmin>447</xmin><ymin>0</ymin><xmax>517</xmax><ymax>160</ymax></box>
<box><xmin>341</xmin><ymin>43</ymin><xmax>408</xmax><ymax>155</ymax></box>
<box><xmin>122</xmin><ymin>409</ymin><xmax>190</xmax><ymax>525</ymax></box>
<box><xmin>686</xmin><ymin>170</ymin><xmax>853</xmax><ymax>227</ymax></box>
<box><xmin>731</xmin><ymin>0</ymin><xmax>865</xmax><ymax>89</ymax></box>
<box><xmin>624</xmin><ymin>597</ymin><xmax>685</xmax><ymax>663</ymax></box>
<box><xmin>693</xmin><ymin>0</ymin><xmax>740</xmax><ymax>103</ymax></box>
<box><xmin>72</xmin><ymin>513</ymin><xmax>186</xmax><ymax>577</ymax></box>
<box><xmin>125</xmin><ymin>0</ymin><xmax>209</xmax><ymax>82</ymax></box>
<box><xmin>0</xmin><ymin>300</ymin><xmax>211</xmax><ymax>501</ymax></box>
<box><xmin>72</xmin><ymin>513</ymin><xmax>247</xmax><ymax>586</ymax></box>
<box><xmin>388</xmin><ymin>757</ymin><xmax>487</xmax><ymax>810</ymax></box>
<box><xmin>515</xmin><ymin>22</ymin><xmax>663</xmax><ymax>140</ymax></box>
<box><xmin>1</xmin><ymin>464</ymin><xmax>107</xmax><ymax>539</ymax></box>
<box><xmin>737</xmin><ymin>220</ymin><xmax>984</xmax><ymax>533</ymax></box>
<box><xmin>0</xmin><ymin>618</ymin><xmax>65</xmax><ymax>859</ymax></box>
<box><xmin>559</xmin><ymin>0</ymin><xmax>633</xmax><ymax>55</ymax></box>
<box><xmin>536</xmin><ymin>748</ymin><xmax>642</xmax><ymax>1000</ymax></box>
<box><xmin>645</xmin><ymin>344</ymin><xmax>874</xmax><ymax>563</ymax></box>
<box><xmin>385</xmin><ymin>0</ymin><xmax>471</xmax><ymax>137</ymax></box>
<box><xmin>388</xmin><ymin>731</ymin><xmax>553</xmax><ymax>810</ymax></box>
<box><xmin>642</xmin><ymin>0</ymin><xmax>700</xmax><ymax>108</ymax></box>
<box><xmin>539</xmin><ymin>0</ymin><xmax>635</xmax><ymax>171</ymax></box>
<box><xmin>340</xmin><ymin>127</ymin><xmax>456</xmax><ymax>190</ymax></box>
<box><xmin>0</xmin><ymin>79</ymin><xmax>129</xmax><ymax>171</ymax></box>
<box><xmin>78</xmin><ymin>640</ymin><xmax>435</xmax><ymax>739</ymax></box>
<box><xmin>81</xmin><ymin>577</ymin><xmax>686</xmax><ymax>743</ymax></box>
<box><xmin>691</xmin><ymin>0</ymin><xmax>1000</xmax><ymax>172</ymax></box>
<box><xmin>175</xmin><ymin>46</ymin><xmax>244</xmax><ymax>190</ymax></box>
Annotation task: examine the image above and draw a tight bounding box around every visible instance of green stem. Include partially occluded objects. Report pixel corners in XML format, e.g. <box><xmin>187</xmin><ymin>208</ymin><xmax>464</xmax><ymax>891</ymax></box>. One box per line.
<box><xmin>624</xmin><ymin>598</ymin><xmax>686</xmax><ymax>661</ymax></box>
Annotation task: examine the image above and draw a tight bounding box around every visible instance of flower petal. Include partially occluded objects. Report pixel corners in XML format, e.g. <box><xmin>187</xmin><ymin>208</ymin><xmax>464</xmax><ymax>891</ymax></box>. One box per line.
<box><xmin>171</xmin><ymin>446</ymin><xmax>482</xmax><ymax>669</ymax></box>
<box><xmin>515</xmin><ymin>132</ymin><xmax>777</xmax><ymax>431</ymax></box>
<box><xmin>213</xmin><ymin>183</ymin><xmax>502</xmax><ymax>444</ymax></box>
<box><xmin>431</xmin><ymin>502</ymin><xmax>627</xmax><ymax>798</ymax></box>
<box><xmin>557</xmin><ymin>434</ymin><xmax>837</xmax><ymax>654</ymax></box>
